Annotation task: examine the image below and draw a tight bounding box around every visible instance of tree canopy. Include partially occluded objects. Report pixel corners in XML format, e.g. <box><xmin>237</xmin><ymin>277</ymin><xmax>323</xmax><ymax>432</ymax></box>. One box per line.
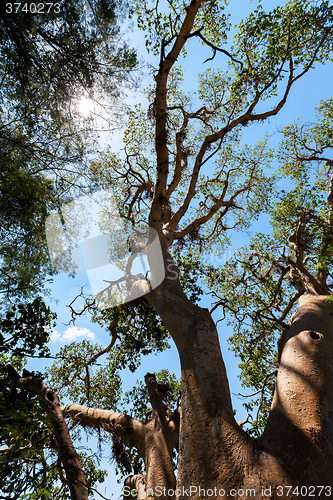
<box><xmin>0</xmin><ymin>0</ymin><xmax>137</xmax><ymax>303</ymax></box>
<box><xmin>0</xmin><ymin>0</ymin><xmax>137</xmax><ymax>363</ymax></box>
<box><xmin>1</xmin><ymin>0</ymin><xmax>333</xmax><ymax>498</ymax></box>
<box><xmin>0</xmin><ymin>1</ymin><xmax>137</xmax><ymax>496</ymax></box>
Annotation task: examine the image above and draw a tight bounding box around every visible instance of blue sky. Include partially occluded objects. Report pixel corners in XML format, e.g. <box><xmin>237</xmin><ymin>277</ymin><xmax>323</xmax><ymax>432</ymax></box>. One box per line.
<box><xmin>26</xmin><ymin>0</ymin><xmax>333</xmax><ymax>497</ymax></box>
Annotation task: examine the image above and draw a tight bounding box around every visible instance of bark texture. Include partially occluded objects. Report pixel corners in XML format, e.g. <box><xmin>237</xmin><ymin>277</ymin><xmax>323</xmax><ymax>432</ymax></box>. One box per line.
<box><xmin>8</xmin><ymin>293</ymin><xmax>333</xmax><ymax>499</ymax></box>
<box><xmin>145</xmin><ymin>272</ymin><xmax>333</xmax><ymax>498</ymax></box>
<box><xmin>146</xmin><ymin>253</ymin><xmax>248</xmax><ymax>494</ymax></box>
<box><xmin>62</xmin><ymin>373</ymin><xmax>179</xmax><ymax>500</ymax></box>
<box><xmin>262</xmin><ymin>295</ymin><xmax>333</xmax><ymax>490</ymax></box>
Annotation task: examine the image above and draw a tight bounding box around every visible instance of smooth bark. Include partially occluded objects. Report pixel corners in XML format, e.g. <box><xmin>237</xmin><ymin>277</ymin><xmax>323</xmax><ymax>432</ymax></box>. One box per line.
<box><xmin>62</xmin><ymin>374</ymin><xmax>179</xmax><ymax>500</ymax></box>
<box><xmin>262</xmin><ymin>295</ymin><xmax>333</xmax><ymax>488</ymax></box>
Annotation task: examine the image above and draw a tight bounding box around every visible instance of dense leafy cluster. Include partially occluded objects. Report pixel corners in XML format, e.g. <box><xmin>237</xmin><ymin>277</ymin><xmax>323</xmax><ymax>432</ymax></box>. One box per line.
<box><xmin>0</xmin><ymin>382</ymin><xmax>51</xmax><ymax>498</ymax></box>
<box><xmin>92</xmin><ymin>299</ymin><xmax>170</xmax><ymax>372</ymax></box>
<box><xmin>0</xmin><ymin>0</ymin><xmax>137</xmax><ymax>163</ymax></box>
<box><xmin>0</xmin><ymin>167</ymin><xmax>57</xmax><ymax>302</ymax></box>
<box><xmin>0</xmin><ymin>0</ymin><xmax>137</xmax><ymax>302</ymax></box>
<box><xmin>0</xmin><ymin>297</ymin><xmax>56</xmax><ymax>358</ymax></box>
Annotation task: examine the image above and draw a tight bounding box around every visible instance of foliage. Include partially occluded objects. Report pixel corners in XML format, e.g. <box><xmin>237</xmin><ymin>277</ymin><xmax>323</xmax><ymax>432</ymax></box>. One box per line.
<box><xmin>205</xmin><ymin>240</ymin><xmax>283</xmax><ymax>434</ymax></box>
<box><xmin>0</xmin><ymin>0</ymin><xmax>137</xmax><ymax>165</ymax></box>
<box><xmin>92</xmin><ymin>299</ymin><xmax>170</xmax><ymax>373</ymax></box>
<box><xmin>0</xmin><ymin>167</ymin><xmax>57</xmax><ymax>303</ymax></box>
<box><xmin>0</xmin><ymin>0</ymin><xmax>137</xmax><ymax>301</ymax></box>
<box><xmin>123</xmin><ymin>369</ymin><xmax>181</xmax><ymax>422</ymax></box>
<box><xmin>0</xmin><ymin>381</ymin><xmax>52</xmax><ymax>498</ymax></box>
<box><xmin>2</xmin><ymin>0</ymin><xmax>333</xmax><ymax>496</ymax></box>
<box><xmin>206</xmin><ymin>97</ymin><xmax>333</xmax><ymax>434</ymax></box>
<box><xmin>0</xmin><ymin>374</ymin><xmax>107</xmax><ymax>499</ymax></box>
<box><xmin>0</xmin><ymin>297</ymin><xmax>56</xmax><ymax>358</ymax></box>
<box><xmin>47</xmin><ymin>340</ymin><xmax>122</xmax><ymax>410</ymax></box>
<box><xmin>80</xmin><ymin>1</ymin><xmax>333</xmax><ymax>439</ymax></box>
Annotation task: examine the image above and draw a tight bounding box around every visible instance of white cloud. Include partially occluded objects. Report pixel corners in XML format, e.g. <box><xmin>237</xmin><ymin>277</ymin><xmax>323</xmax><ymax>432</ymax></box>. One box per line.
<box><xmin>62</xmin><ymin>326</ymin><xmax>95</xmax><ymax>342</ymax></box>
<box><xmin>50</xmin><ymin>329</ymin><xmax>61</xmax><ymax>342</ymax></box>
<box><xmin>49</xmin><ymin>325</ymin><xmax>95</xmax><ymax>343</ymax></box>
<box><xmin>44</xmin><ymin>326</ymin><xmax>61</xmax><ymax>342</ymax></box>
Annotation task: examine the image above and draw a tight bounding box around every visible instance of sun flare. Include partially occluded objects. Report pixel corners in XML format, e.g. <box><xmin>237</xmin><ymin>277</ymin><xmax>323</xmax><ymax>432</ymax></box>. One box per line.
<box><xmin>78</xmin><ymin>96</ymin><xmax>95</xmax><ymax>117</ymax></box>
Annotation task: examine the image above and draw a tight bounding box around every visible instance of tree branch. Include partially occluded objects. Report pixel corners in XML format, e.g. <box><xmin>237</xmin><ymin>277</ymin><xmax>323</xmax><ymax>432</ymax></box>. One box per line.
<box><xmin>145</xmin><ymin>372</ymin><xmax>168</xmax><ymax>422</ymax></box>
<box><xmin>5</xmin><ymin>366</ymin><xmax>88</xmax><ymax>500</ymax></box>
<box><xmin>151</xmin><ymin>0</ymin><xmax>205</xmax><ymax>226</ymax></box>
<box><xmin>171</xmin><ymin>181</ymin><xmax>249</xmax><ymax>239</ymax></box>
<box><xmin>317</xmin><ymin>170</ymin><xmax>333</xmax><ymax>286</ymax></box>
<box><xmin>62</xmin><ymin>404</ymin><xmax>146</xmax><ymax>456</ymax></box>
<box><xmin>286</xmin><ymin>212</ymin><xmax>331</xmax><ymax>295</ymax></box>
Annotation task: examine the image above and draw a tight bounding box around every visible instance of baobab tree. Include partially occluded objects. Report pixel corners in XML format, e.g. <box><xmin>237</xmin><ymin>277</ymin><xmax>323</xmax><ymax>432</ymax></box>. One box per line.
<box><xmin>2</xmin><ymin>0</ymin><xmax>333</xmax><ymax>499</ymax></box>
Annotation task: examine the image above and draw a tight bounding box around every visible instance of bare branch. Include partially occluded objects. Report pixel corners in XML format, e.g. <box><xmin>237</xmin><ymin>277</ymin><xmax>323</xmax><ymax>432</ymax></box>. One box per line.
<box><xmin>172</xmin><ymin>182</ymin><xmax>250</xmax><ymax>239</ymax></box>
<box><xmin>85</xmin><ymin>309</ymin><xmax>122</xmax><ymax>366</ymax></box>
<box><xmin>237</xmin><ymin>413</ymin><xmax>250</xmax><ymax>428</ymax></box>
<box><xmin>145</xmin><ymin>372</ymin><xmax>168</xmax><ymax>422</ymax></box>
<box><xmin>152</xmin><ymin>0</ymin><xmax>205</xmax><ymax>224</ymax></box>
<box><xmin>317</xmin><ymin>170</ymin><xmax>333</xmax><ymax>286</ymax></box>
<box><xmin>285</xmin><ymin>212</ymin><xmax>331</xmax><ymax>295</ymax></box>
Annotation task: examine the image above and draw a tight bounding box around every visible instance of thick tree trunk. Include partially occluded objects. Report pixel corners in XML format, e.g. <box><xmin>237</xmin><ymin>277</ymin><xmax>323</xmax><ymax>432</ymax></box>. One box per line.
<box><xmin>146</xmin><ymin>253</ymin><xmax>253</xmax><ymax>496</ymax></box>
<box><xmin>144</xmin><ymin>373</ymin><xmax>177</xmax><ymax>497</ymax></box>
<box><xmin>147</xmin><ymin>262</ymin><xmax>333</xmax><ymax>498</ymax></box>
<box><xmin>55</xmin><ymin>267</ymin><xmax>333</xmax><ymax>500</ymax></box>
<box><xmin>56</xmin><ymin>290</ymin><xmax>333</xmax><ymax>499</ymax></box>
<box><xmin>261</xmin><ymin>294</ymin><xmax>333</xmax><ymax>492</ymax></box>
